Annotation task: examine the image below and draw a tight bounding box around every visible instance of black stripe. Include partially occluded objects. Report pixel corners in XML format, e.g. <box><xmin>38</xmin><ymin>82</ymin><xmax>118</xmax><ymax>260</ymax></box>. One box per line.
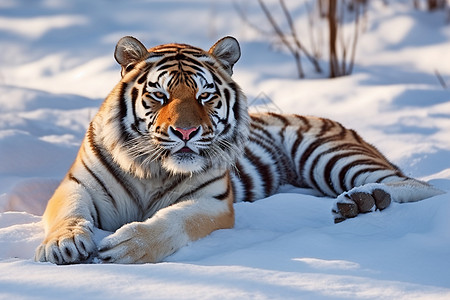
<box><xmin>137</xmin><ymin>70</ymin><xmax>149</xmax><ymax>84</ymax></box>
<box><xmin>248</xmin><ymin>135</ymin><xmax>280</xmax><ymax>155</ymax></box>
<box><xmin>349</xmin><ymin>129</ymin><xmax>397</xmax><ymax>168</ymax></box>
<box><xmin>290</xmin><ymin>130</ymin><xmax>304</xmax><ymax>164</ymax></box>
<box><xmin>146</xmin><ymin>176</ymin><xmax>184</xmax><ymax>211</ymax></box>
<box><xmin>220</xmin><ymin>123</ymin><xmax>232</xmax><ymax>136</ymax></box>
<box><xmin>213</xmin><ymin>184</ymin><xmax>231</xmax><ymax>201</ymax></box>
<box><xmin>131</xmin><ymin>87</ymin><xmax>140</xmax><ymax>130</ymax></box>
<box><xmin>245</xmin><ymin>146</ymin><xmax>273</xmax><ymax>197</ymax></box>
<box><xmin>294</xmin><ymin>115</ymin><xmax>312</xmax><ymax>129</ymax></box>
<box><xmin>68</xmin><ymin>171</ymin><xmax>103</xmax><ymax>229</ymax></box>
<box><xmin>147</xmin><ymin>52</ymin><xmax>166</xmax><ymax>59</ymax></box>
<box><xmin>147</xmin><ymin>81</ymin><xmax>159</xmax><ymax>88</ymax></box>
<box><xmin>376</xmin><ymin>171</ymin><xmax>405</xmax><ymax>183</ymax></box>
<box><xmin>183</xmin><ymin>61</ymin><xmax>205</xmax><ymax>74</ymax></box>
<box><xmin>338</xmin><ymin>159</ymin><xmax>389</xmax><ymax>192</ymax></box>
<box><xmin>91</xmin><ymin>199</ymin><xmax>102</xmax><ymax>229</ymax></box>
<box><xmin>233</xmin><ymin>92</ymin><xmax>243</xmax><ymax>133</ymax></box>
<box><xmin>267</xmin><ymin>112</ymin><xmax>290</xmax><ymax>145</ymax></box>
<box><xmin>248</xmin><ymin>134</ymin><xmax>288</xmax><ymax>179</ymax></box>
<box><xmin>185</xmin><ymin>74</ymin><xmax>197</xmax><ymax>89</ymax></box>
<box><xmin>349</xmin><ymin>129</ymin><xmax>364</xmax><ymax>144</ymax></box>
<box><xmin>319</xmin><ymin>145</ymin><xmax>378</xmax><ymax>195</ymax></box>
<box><xmin>248</xmin><ymin>127</ymin><xmax>297</xmax><ymax>186</ymax></box>
<box><xmin>172</xmin><ymin>52</ymin><xmax>203</xmax><ymax>67</ymax></box>
<box><xmin>247</xmin><ymin>134</ymin><xmax>292</xmax><ymax>186</ymax></box>
<box><xmin>81</xmin><ymin>159</ymin><xmax>118</xmax><ymax>210</ymax></box>
<box><xmin>229</xmin><ymin>82</ymin><xmax>240</xmax><ymax>123</ymax></box>
<box><xmin>68</xmin><ymin>173</ymin><xmax>81</xmax><ymax>184</ymax></box>
<box><xmin>250</xmin><ymin>115</ymin><xmax>268</xmax><ymax>125</ymax></box>
<box><xmin>117</xmin><ymin>82</ymin><xmax>138</xmax><ymax>146</ymax></box>
<box><xmin>350</xmin><ymin>167</ymin><xmax>387</xmax><ymax>187</ymax></box>
<box><xmin>249</xmin><ymin>127</ymin><xmax>276</xmax><ymax>146</ymax></box>
<box><xmin>118</xmin><ymin>82</ymin><xmax>128</xmax><ymax>124</ymax></box>
<box><xmin>181</xmin><ymin>55</ymin><xmax>208</xmax><ymax>68</ymax></box>
<box><xmin>223</xmin><ymin>88</ymin><xmax>231</xmax><ymax>123</ymax></box>
<box><xmin>318</xmin><ymin>118</ymin><xmax>335</xmax><ymax>137</ymax></box>
<box><xmin>298</xmin><ymin>123</ymin><xmax>346</xmax><ymax>182</ymax></box>
<box><xmin>156</xmin><ymin>63</ymin><xmax>178</xmax><ymax>71</ymax></box>
<box><xmin>181</xmin><ymin>49</ymin><xmax>205</xmax><ymax>55</ymax></box>
<box><xmin>289</xmin><ymin>115</ymin><xmax>311</xmax><ymax>161</ymax></box>
<box><xmin>155</xmin><ymin>55</ymin><xmax>179</xmax><ymax>68</ymax></box>
<box><xmin>157</xmin><ymin>70</ymin><xmax>168</xmax><ymax>81</ymax></box>
<box><xmin>87</xmin><ymin>123</ymin><xmax>143</xmax><ymax>212</ymax></box>
<box><xmin>206</xmin><ymin>64</ymin><xmax>223</xmax><ymax>85</ymax></box>
<box><xmin>175</xmin><ymin>172</ymin><xmax>228</xmax><ymax>202</ymax></box>
<box><xmin>235</xmin><ymin>161</ymin><xmax>255</xmax><ymax>202</ymax></box>
<box><xmin>250</xmin><ymin>123</ymin><xmax>276</xmax><ymax>143</ymax></box>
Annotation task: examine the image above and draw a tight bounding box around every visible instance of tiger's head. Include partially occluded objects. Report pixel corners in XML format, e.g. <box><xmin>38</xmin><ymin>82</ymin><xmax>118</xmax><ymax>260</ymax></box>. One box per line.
<box><xmin>102</xmin><ymin>36</ymin><xmax>249</xmax><ymax>177</ymax></box>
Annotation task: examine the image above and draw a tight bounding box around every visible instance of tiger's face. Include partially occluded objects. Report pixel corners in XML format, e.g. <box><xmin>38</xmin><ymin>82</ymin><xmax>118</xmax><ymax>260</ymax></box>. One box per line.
<box><xmin>110</xmin><ymin>36</ymin><xmax>249</xmax><ymax>176</ymax></box>
<box><xmin>139</xmin><ymin>58</ymin><xmax>229</xmax><ymax>174</ymax></box>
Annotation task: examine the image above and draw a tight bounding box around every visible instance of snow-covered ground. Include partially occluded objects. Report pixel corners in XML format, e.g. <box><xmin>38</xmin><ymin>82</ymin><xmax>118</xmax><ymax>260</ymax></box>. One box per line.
<box><xmin>1</xmin><ymin>0</ymin><xmax>450</xmax><ymax>299</ymax></box>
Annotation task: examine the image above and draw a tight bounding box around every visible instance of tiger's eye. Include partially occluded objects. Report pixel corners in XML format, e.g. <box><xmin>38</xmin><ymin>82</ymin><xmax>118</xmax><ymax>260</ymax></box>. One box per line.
<box><xmin>154</xmin><ymin>91</ymin><xmax>165</xmax><ymax>99</ymax></box>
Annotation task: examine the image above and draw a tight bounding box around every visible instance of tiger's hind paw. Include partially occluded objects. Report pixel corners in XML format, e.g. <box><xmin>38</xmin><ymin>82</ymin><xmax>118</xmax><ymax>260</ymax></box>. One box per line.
<box><xmin>332</xmin><ymin>188</ymin><xmax>391</xmax><ymax>223</ymax></box>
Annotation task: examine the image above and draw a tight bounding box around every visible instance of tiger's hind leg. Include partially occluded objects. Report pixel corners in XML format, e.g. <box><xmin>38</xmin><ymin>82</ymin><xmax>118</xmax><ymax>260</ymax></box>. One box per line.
<box><xmin>249</xmin><ymin>113</ymin><xmax>444</xmax><ymax>223</ymax></box>
<box><xmin>332</xmin><ymin>186</ymin><xmax>391</xmax><ymax>223</ymax></box>
<box><xmin>332</xmin><ymin>178</ymin><xmax>444</xmax><ymax>223</ymax></box>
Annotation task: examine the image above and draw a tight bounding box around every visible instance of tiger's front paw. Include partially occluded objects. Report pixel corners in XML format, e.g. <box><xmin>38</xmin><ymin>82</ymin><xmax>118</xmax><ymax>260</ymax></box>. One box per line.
<box><xmin>98</xmin><ymin>221</ymin><xmax>185</xmax><ymax>264</ymax></box>
<box><xmin>332</xmin><ymin>187</ymin><xmax>391</xmax><ymax>223</ymax></box>
<box><xmin>34</xmin><ymin>218</ymin><xmax>95</xmax><ymax>264</ymax></box>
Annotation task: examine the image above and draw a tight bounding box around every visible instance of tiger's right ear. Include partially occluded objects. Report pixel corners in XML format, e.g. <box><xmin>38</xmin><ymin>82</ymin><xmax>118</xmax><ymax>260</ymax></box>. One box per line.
<box><xmin>115</xmin><ymin>36</ymin><xmax>149</xmax><ymax>76</ymax></box>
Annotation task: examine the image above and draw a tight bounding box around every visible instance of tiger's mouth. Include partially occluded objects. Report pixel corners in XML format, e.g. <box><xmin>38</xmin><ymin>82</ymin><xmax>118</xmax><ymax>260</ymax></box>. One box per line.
<box><xmin>177</xmin><ymin>146</ymin><xmax>195</xmax><ymax>154</ymax></box>
<box><xmin>162</xmin><ymin>146</ymin><xmax>205</xmax><ymax>174</ymax></box>
<box><xmin>171</xmin><ymin>145</ymin><xmax>201</xmax><ymax>161</ymax></box>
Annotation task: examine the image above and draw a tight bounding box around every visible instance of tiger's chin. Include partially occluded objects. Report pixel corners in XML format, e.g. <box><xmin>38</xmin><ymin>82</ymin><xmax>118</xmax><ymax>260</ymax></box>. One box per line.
<box><xmin>161</xmin><ymin>153</ymin><xmax>206</xmax><ymax>174</ymax></box>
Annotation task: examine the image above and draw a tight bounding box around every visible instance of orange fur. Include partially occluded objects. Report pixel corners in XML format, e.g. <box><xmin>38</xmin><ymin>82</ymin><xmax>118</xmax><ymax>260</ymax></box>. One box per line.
<box><xmin>157</xmin><ymin>85</ymin><xmax>212</xmax><ymax>131</ymax></box>
<box><xmin>185</xmin><ymin>174</ymin><xmax>235</xmax><ymax>241</ymax></box>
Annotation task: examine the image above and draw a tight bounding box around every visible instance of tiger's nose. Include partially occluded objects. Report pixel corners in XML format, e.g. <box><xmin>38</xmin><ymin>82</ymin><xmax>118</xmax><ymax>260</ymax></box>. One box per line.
<box><xmin>170</xmin><ymin>126</ymin><xmax>200</xmax><ymax>141</ymax></box>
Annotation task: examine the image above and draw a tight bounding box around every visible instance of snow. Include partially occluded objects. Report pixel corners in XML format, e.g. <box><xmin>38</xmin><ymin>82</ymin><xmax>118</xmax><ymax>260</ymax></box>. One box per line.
<box><xmin>1</xmin><ymin>0</ymin><xmax>450</xmax><ymax>299</ymax></box>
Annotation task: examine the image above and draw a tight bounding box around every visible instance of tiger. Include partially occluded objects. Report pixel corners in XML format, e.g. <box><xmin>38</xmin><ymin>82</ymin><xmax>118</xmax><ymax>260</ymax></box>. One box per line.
<box><xmin>34</xmin><ymin>36</ymin><xmax>443</xmax><ymax>264</ymax></box>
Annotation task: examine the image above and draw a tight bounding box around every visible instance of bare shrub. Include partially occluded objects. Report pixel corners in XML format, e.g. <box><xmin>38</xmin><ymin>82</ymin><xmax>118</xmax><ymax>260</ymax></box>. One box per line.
<box><xmin>236</xmin><ymin>0</ymin><xmax>367</xmax><ymax>78</ymax></box>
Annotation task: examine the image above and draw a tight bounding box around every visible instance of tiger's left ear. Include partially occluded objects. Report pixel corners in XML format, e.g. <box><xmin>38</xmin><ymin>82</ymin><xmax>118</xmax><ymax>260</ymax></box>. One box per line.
<box><xmin>209</xmin><ymin>36</ymin><xmax>241</xmax><ymax>76</ymax></box>
<box><xmin>115</xmin><ymin>36</ymin><xmax>149</xmax><ymax>76</ymax></box>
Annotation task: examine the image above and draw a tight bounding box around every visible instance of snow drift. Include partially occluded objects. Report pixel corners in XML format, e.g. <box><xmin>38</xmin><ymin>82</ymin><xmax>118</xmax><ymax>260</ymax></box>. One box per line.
<box><xmin>1</xmin><ymin>0</ymin><xmax>449</xmax><ymax>299</ymax></box>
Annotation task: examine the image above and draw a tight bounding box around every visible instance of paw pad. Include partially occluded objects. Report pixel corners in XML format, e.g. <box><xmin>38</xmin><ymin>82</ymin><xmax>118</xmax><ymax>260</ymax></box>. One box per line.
<box><xmin>372</xmin><ymin>189</ymin><xmax>391</xmax><ymax>210</ymax></box>
<box><xmin>336</xmin><ymin>200</ymin><xmax>359</xmax><ymax>218</ymax></box>
<box><xmin>349</xmin><ymin>192</ymin><xmax>375</xmax><ymax>213</ymax></box>
<box><xmin>333</xmin><ymin>188</ymin><xmax>392</xmax><ymax>223</ymax></box>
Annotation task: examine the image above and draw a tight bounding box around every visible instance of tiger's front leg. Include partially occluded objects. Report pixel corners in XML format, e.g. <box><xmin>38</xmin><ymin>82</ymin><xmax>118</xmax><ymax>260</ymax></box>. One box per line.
<box><xmin>34</xmin><ymin>181</ymin><xmax>97</xmax><ymax>264</ymax></box>
<box><xmin>98</xmin><ymin>197</ymin><xmax>234</xmax><ymax>264</ymax></box>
